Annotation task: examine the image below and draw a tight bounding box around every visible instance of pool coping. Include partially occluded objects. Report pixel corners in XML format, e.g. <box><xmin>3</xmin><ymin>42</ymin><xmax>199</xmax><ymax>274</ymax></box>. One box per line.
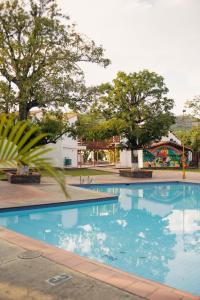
<box><xmin>72</xmin><ymin>180</ymin><xmax>200</xmax><ymax>187</ymax></box>
<box><xmin>0</xmin><ymin>195</ymin><xmax>118</xmax><ymax>212</ymax></box>
<box><xmin>0</xmin><ymin>180</ymin><xmax>199</xmax><ymax>299</ymax></box>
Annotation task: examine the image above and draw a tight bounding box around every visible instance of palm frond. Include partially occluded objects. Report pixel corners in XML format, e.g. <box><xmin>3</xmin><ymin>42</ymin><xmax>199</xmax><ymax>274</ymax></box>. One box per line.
<box><xmin>0</xmin><ymin>116</ymin><xmax>68</xmax><ymax>197</ymax></box>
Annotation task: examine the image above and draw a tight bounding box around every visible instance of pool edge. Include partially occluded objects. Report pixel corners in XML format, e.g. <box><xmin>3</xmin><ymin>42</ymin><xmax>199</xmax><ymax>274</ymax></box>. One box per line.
<box><xmin>0</xmin><ymin>195</ymin><xmax>118</xmax><ymax>212</ymax></box>
<box><xmin>0</xmin><ymin>226</ymin><xmax>199</xmax><ymax>300</ymax></box>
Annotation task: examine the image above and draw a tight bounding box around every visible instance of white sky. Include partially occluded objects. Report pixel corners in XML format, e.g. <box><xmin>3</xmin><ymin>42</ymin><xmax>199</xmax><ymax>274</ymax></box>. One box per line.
<box><xmin>58</xmin><ymin>0</ymin><xmax>200</xmax><ymax>115</ymax></box>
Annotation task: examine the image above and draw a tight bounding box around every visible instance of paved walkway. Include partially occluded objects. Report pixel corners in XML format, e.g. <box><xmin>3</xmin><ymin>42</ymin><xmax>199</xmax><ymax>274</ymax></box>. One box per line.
<box><xmin>0</xmin><ymin>239</ymin><xmax>143</xmax><ymax>300</ymax></box>
<box><xmin>0</xmin><ymin>181</ymin><xmax>115</xmax><ymax>209</ymax></box>
<box><xmin>65</xmin><ymin>169</ymin><xmax>200</xmax><ymax>185</ymax></box>
<box><xmin>0</xmin><ymin>169</ymin><xmax>199</xmax><ymax>210</ymax></box>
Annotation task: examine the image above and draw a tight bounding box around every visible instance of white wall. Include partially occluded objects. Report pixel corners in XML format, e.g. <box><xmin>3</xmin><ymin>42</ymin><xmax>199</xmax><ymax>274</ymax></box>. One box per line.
<box><xmin>44</xmin><ymin>142</ymin><xmax>63</xmax><ymax>168</ymax></box>
<box><xmin>42</xmin><ymin>115</ymin><xmax>80</xmax><ymax>168</ymax></box>
<box><xmin>120</xmin><ymin>150</ymin><xmax>131</xmax><ymax>168</ymax></box>
<box><xmin>138</xmin><ymin>150</ymin><xmax>143</xmax><ymax>168</ymax></box>
<box><xmin>44</xmin><ymin>140</ymin><xmax>78</xmax><ymax>168</ymax></box>
<box><xmin>119</xmin><ymin>149</ymin><xmax>143</xmax><ymax>168</ymax></box>
<box><xmin>31</xmin><ymin>111</ymin><xmax>82</xmax><ymax>168</ymax></box>
<box><xmin>62</xmin><ymin>146</ymin><xmax>78</xmax><ymax>167</ymax></box>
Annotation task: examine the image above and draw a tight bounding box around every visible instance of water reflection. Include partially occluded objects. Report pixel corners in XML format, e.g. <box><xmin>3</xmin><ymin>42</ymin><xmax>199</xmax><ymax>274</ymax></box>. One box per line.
<box><xmin>0</xmin><ymin>183</ymin><xmax>199</xmax><ymax>295</ymax></box>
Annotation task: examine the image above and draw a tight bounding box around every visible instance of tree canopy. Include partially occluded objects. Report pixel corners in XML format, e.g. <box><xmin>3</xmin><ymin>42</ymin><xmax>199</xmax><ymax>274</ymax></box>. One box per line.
<box><xmin>71</xmin><ymin>112</ymin><xmax>125</xmax><ymax>142</ymax></box>
<box><xmin>0</xmin><ymin>0</ymin><xmax>110</xmax><ymax>120</ymax></box>
<box><xmin>31</xmin><ymin>110</ymin><xmax>71</xmax><ymax>144</ymax></box>
<box><xmin>175</xmin><ymin>128</ymin><xmax>200</xmax><ymax>152</ymax></box>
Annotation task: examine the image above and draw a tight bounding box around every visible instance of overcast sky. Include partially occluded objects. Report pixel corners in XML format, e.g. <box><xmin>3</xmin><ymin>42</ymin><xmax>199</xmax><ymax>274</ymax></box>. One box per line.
<box><xmin>58</xmin><ymin>0</ymin><xmax>200</xmax><ymax>115</ymax></box>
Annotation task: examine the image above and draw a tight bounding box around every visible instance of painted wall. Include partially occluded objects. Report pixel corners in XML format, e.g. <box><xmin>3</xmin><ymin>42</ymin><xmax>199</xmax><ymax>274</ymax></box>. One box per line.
<box><xmin>119</xmin><ymin>131</ymin><xmax>182</xmax><ymax>168</ymax></box>
<box><xmin>143</xmin><ymin>146</ymin><xmax>192</xmax><ymax>168</ymax></box>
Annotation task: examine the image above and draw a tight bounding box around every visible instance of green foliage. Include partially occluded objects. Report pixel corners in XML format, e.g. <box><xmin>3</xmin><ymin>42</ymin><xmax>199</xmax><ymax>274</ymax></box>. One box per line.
<box><xmin>0</xmin><ymin>81</ymin><xmax>16</xmax><ymax>113</ymax></box>
<box><xmin>186</xmin><ymin>96</ymin><xmax>200</xmax><ymax>118</ymax></box>
<box><xmin>173</xmin><ymin>106</ymin><xmax>200</xmax><ymax>152</ymax></box>
<box><xmin>31</xmin><ymin>110</ymin><xmax>71</xmax><ymax>144</ymax></box>
<box><xmin>72</xmin><ymin>112</ymin><xmax>125</xmax><ymax>142</ymax></box>
<box><xmin>98</xmin><ymin>70</ymin><xmax>175</xmax><ymax>150</ymax></box>
<box><xmin>0</xmin><ymin>115</ymin><xmax>67</xmax><ymax>196</ymax></box>
<box><xmin>0</xmin><ymin>0</ymin><xmax>110</xmax><ymax>120</ymax></box>
<box><xmin>63</xmin><ymin>168</ymin><xmax>112</xmax><ymax>176</ymax></box>
<box><xmin>175</xmin><ymin>127</ymin><xmax>200</xmax><ymax>151</ymax></box>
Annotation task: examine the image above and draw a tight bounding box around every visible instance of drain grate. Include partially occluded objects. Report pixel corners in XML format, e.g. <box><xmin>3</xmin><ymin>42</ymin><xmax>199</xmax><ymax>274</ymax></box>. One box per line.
<box><xmin>18</xmin><ymin>250</ymin><xmax>42</xmax><ymax>259</ymax></box>
<box><xmin>46</xmin><ymin>273</ymin><xmax>72</xmax><ymax>286</ymax></box>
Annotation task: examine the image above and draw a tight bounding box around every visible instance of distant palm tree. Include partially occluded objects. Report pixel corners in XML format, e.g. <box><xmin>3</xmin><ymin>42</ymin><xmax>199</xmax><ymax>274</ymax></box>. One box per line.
<box><xmin>0</xmin><ymin>115</ymin><xmax>67</xmax><ymax>196</ymax></box>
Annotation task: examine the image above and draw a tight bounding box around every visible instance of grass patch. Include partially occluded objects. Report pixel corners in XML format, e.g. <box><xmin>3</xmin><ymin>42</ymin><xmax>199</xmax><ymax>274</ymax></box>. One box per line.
<box><xmin>0</xmin><ymin>172</ymin><xmax>7</xmax><ymax>180</ymax></box>
<box><xmin>63</xmin><ymin>168</ymin><xmax>113</xmax><ymax>176</ymax></box>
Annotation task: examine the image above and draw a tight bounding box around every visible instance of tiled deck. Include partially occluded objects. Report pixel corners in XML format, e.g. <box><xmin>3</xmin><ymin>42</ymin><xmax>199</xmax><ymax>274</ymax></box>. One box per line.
<box><xmin>0</xmin><ymin>181</ymin><xmax>116</xmax><ymax>209</ymax></box>
<box><xmin>0</xmin><ymin>239</ymin><xmax>143</xmax><ymax>300</ymax></box>
<box><xmin>0</xmin><ymin>170</ymin><xmax>200</xmax><ymax>299</ymax></box>
<box><xmin>0</xmin><ymin>227</ymin><xmax>198</xmax><ymax>300</ymax></box>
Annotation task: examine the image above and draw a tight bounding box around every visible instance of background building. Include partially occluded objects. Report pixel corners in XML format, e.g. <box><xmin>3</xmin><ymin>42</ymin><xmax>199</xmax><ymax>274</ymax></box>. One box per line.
<box><xmin>119</xmin><ymin>132</ymin><xmax>193</xmax><ymax>169</ymax></box>
<box><xmin>31</xmin><ymin>111</ymin><xmax>86</xmax><ymax>168</ymax></box>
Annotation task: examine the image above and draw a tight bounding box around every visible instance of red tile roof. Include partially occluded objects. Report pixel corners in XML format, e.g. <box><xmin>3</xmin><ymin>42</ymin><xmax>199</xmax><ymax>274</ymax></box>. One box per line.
<box><xmin>148</xmin><ymin>141</ymin><xmax>192</xmax><ymax>151</ymax></box>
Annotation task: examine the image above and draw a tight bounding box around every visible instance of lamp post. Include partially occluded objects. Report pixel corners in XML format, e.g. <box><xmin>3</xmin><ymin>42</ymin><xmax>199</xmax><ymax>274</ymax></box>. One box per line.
<box><xmin>182</xmin><ymin>109</ymin><xmax>186</xmax><ymax>179</ymax></box>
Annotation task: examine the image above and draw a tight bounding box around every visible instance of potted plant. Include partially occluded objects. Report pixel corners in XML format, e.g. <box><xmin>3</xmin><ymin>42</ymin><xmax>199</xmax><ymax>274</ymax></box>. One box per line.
<box><xmin>0</xmin><ymin>116</ymin><xmax>67</xmax><ymax>196</ymax></box>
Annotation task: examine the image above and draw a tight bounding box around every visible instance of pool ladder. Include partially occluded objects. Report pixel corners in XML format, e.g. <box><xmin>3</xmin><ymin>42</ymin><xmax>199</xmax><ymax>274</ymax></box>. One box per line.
<box><xmin>80</xmin><ymin>176</ymin><xmax>94</xmax><ymax>184</ymax></box>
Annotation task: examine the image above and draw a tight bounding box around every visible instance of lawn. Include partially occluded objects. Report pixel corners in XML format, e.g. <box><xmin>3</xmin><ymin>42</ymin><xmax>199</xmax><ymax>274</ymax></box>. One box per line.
<box><xmin>0</xmin><ymin>172</ymin><xmax>7</xmax><ymax>180</ymax></box>
<box><xmin>63</xmin><ymin>168</ymin><xmax>113</xmax><ymax>176</ymax></box>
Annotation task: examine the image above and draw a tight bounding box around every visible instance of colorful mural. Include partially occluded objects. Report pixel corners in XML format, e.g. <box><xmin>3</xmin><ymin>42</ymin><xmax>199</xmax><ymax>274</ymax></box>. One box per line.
<box><xmin>143</xmin><ymin>144</ymin><xmax>191</xmax><ymax>168</ymax></box>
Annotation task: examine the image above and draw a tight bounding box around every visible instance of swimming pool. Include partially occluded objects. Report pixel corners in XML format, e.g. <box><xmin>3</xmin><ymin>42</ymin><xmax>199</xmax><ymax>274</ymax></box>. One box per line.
<box><xmin>0</xmin><ymin>182</ymin><xmax>199</xmax><ymax>295</ymax></box>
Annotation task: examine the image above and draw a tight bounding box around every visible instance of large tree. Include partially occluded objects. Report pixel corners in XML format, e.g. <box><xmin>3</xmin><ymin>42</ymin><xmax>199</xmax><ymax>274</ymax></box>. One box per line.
<box><xmin>98</xmin><ymin>70</ymin><xmax>175</xmax><ymax>168</ymax></box>
<box><xmin>0</xmin><ymin>0</ymin><xmax>110</xmax><ymax>120</ymax></box>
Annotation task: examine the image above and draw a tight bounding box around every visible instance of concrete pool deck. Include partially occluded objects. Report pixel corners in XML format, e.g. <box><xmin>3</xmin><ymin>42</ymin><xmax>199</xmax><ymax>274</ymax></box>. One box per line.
<box><xmin>0</xmin><ymin>239</ymin><xmax>143</xmax><ymax>300</ymax></box>
<box><xmin>0</xmin><ymin>170</ymin><xmax>200</xmax><ymax>300</ymax></box>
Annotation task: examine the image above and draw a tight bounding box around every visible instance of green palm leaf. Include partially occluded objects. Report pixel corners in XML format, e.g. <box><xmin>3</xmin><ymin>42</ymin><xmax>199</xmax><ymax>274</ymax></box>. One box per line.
<box><xmin>0</xmin><ymin>116</ymin><xmax>68</xmax><ymax>197</ymax></box>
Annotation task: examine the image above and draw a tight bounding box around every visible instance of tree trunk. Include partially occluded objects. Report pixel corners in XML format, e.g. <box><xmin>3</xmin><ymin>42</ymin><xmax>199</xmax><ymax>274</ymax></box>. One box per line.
<box><xmin>131</xmin><ymin>149</ymin><xmax>139</xmax><ymax>170</ymax></box>
<box><xmin>19</xmin><ymin>102</ymin><xmax>28</xmax><ymax>120</ymax></box>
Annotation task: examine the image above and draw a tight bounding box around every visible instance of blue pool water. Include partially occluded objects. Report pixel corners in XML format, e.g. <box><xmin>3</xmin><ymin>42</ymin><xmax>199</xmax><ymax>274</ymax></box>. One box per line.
<box><xmin>0</xmin><ymin>182</ymin><xmax>199</xmax><ymax>295</ymax></box>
